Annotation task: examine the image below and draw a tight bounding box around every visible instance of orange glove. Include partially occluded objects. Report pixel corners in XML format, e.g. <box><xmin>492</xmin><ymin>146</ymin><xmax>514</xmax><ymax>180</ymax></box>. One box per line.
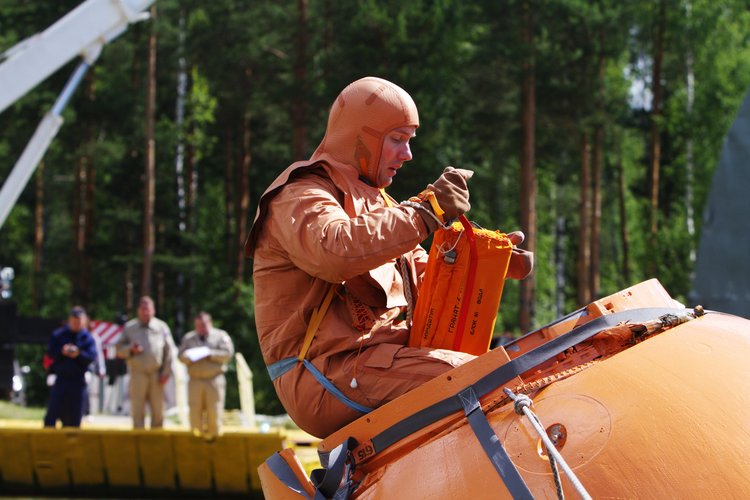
<box><xmin>506</xmin><ymin>231</ymin><xmax>534</xmax><ymax>280</ymax></box>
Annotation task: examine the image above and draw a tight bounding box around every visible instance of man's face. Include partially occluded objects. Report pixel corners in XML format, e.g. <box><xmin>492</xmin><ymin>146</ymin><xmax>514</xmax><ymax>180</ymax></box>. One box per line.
<box><xmin>375</xmin><ymin>126</ymin><xmax>416</xmax><ymax>188</ymax></box>
<box><xmin>138</xmin><ymin>300</ymin><xmax>155</xmax><ymax>324</ymax></box>
<box><xmin>194</xmin><ymin>316</ymin><xmax>210</xmax><ymax>336</ymax></box>
<box><xmin>68</xmin><ymin>315</ymin><xmax>86</xmax><ymax>332</ymax></box>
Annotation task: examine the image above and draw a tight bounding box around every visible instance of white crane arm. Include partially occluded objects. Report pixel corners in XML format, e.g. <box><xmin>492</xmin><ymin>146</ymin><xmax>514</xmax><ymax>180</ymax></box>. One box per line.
<box><xmin>0</xmin><ymin>0</ymin><xmax>154</xmax><ymax>115</ymax></box>
<box><xmin>0</xmin><ymin>0</ymin><xmax>154</xmax><ymax>229</ymax></box>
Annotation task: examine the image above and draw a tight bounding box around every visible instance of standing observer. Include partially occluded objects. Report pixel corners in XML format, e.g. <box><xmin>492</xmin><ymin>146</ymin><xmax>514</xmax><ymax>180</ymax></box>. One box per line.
<box><xmin>178</xmin><ymin>311</ymin><xmax>235</xmax><ymax>439</ymax></box>
<box><xmin>116</xmin><ymin>296</ymin><xmax>173</xmax><ymax>429</ymax></box>
<box><xmin>43</xmin><ymin>306</ymin><xmax>97</xmax><ymax>428</ymax></box>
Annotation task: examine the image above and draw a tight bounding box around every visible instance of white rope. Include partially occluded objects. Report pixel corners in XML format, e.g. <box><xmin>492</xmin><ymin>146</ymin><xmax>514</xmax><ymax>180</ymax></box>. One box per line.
<box><xmin>400</xmin><ymin>200</ymin><xmax>470</xmax><ymax>259</ymax></box>
<box><xmin>435</xmin><ymin>227</ymin><xmax>463</xmax><ymax>256</ymax></box>
<box><xmin>504</xmin><ymin>388</ymin><xmax>593</xmax><ymax>500</ymax></box>
<box><xmin>523</xmin><ymin>406</ymin><xmax>565</xmax><ymax>500</ymax></box>
<box><xmin>399</xmin><ymin>200</ymin><xmax>451</xmax><ymax>230</ymax></box>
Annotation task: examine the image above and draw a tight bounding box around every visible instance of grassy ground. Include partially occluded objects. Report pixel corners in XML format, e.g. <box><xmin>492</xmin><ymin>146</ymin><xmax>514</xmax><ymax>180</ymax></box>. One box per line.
<box><xmin>0</xmin><ymin>400</ymin><xmax>45</xmax><ymax>420</ymax></box>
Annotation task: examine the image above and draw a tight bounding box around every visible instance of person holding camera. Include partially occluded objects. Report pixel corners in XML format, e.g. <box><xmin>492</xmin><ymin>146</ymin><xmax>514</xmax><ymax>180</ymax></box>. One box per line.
<box><xmin>116</xmin><ymin>296</ymin><xmax>173</xmax><ymax>429</ymax></box>
<box><xmin>43</xmin><ymin>306</ymin><xmax>98</xmax><ymax>428</ymax></box>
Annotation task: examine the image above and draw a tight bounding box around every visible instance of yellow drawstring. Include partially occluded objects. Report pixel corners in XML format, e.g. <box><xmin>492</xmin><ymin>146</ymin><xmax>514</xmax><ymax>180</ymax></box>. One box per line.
<box><xmin>297</xmin><ymin>284</ymin><xmax>337</xmax><ymax>362</ymax></box>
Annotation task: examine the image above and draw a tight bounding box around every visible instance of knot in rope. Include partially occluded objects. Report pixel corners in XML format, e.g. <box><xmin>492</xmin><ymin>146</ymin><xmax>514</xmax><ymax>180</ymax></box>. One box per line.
<box><xmin>512</xmin><ymin>393</ymin><xmax>533</xmax><ymax>415</ymax></box>
<box><xmin>504</xmin><ymin>387</ymin><xmax>533</xmax><ymax>415</ymax></box>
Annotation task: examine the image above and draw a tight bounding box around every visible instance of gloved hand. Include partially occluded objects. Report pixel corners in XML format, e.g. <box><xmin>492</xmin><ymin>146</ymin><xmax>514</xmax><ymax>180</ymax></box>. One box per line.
<box><xmin>425</xmin><ymin>166</ymin><xmax>474</xmax><ymax>222</ymax></box>
<box><xmin>506</xmin><ymin>231</ymin><xmax>534</xmax><ymax>280</ymax></box>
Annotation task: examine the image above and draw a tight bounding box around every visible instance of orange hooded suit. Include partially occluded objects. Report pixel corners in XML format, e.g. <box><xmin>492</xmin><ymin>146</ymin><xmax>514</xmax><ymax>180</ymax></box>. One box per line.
<box><xmin>246</xmin><ymin>77</ymin><xmax>474</xmax><ymax>438</ymax></box>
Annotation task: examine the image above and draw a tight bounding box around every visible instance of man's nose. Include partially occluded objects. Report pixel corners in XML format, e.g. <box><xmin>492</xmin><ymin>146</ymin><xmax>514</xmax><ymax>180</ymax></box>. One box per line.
<box><xmin>399</xmin><ymin>143</ymin><xmax>413</xmax><ymax>161</ymax></box>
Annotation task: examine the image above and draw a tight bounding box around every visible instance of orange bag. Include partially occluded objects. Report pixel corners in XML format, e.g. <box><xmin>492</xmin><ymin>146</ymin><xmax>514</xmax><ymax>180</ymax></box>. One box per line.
<box><xmin>410</xmin><ymin>215</ymin><xmax>512</xmax><ymax>355</ymax></box>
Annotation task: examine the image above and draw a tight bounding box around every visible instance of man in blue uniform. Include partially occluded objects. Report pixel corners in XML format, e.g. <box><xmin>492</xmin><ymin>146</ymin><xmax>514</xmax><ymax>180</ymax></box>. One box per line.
<box><xmin>43</xmin><ymin>306</ymin><xmax>98</xmax><ymax>428</ymax></box>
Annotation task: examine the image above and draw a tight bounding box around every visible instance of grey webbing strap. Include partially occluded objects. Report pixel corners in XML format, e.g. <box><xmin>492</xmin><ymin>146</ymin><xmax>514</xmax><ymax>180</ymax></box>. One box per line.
<box><xmin>459</xmin><ymin>387</ymin><xmax>534</xmax><ymax>499</ymax></box>
<box><xmin>370</xmin><ymin>307</ymin><xmax>686</xmax><ymax>455</ymax></box>
<box><xmin>266</xmin><ymin>357</ymin><xmax>373</xmax><ymax>414</ymax></box>
<box><xmin>311</xmin><ymin>437</ymin><xmax>357</xmax><ymax>499</ymax></box>
<box><xmin>266</xmin><ymin>452</ymin><xmax>312</xmax><ymax>499</ymax></box>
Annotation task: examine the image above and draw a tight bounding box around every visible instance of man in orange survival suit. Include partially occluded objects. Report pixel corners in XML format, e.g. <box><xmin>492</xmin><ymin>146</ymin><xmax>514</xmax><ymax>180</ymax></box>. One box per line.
<box><xmin>246</xmin><ymin>77</ymin><xmax>533</xmax><ymax>438</ymax></box>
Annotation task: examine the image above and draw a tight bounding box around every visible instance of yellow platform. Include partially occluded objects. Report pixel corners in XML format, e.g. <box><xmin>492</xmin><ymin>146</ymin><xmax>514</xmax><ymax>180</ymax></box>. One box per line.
<box><xmin>0</xmin><ymin>418</ymin><xmax>318</xmax><ymax>498</ymax></box>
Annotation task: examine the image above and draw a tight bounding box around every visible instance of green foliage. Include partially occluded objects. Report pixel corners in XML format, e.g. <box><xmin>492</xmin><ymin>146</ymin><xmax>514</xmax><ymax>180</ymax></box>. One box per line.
<box><xmin>14</xmin><ymin>344</ymin><xmax>48</xmax><ymax>408</ymax></box>
<box><xmin>1</xmin><ymin>0</ymin><xmax>749</xmax><ymax>415</ymax></box>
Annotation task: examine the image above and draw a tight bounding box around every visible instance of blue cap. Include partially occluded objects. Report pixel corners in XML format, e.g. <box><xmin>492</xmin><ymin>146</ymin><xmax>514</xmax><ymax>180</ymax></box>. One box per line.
<box><xmin>69</xmin><ymin>306</ymin><xmax>87</xmax><ymax>318</ymax></box>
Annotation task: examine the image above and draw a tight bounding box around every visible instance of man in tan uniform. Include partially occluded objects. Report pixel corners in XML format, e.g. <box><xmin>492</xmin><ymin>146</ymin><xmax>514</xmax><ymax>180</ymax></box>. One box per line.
<box><xmin>116</xmin><ymin>296</ymin><xmax>173</xmax><ymax>429</ymax></box>
<box><xmin>178</xmin><ymin>311</ymin><xmax>234</xmax><ymax>439</ymax></box>
<box><xmin>247</xmin><ymin>77</ymin><xmax>533</xmax><ymax>438</ymax></box>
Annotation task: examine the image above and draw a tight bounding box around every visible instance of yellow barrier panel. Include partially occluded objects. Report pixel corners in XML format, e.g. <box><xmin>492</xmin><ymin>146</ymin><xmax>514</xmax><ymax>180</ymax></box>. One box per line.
<box><xmin>100</xmin><ymin>430</ymin><xmax>140</xmax><ymax>487</ymax></box>
<box><xmin>212</xmin><ymin>433</ymin><xmax>249</xmax><ymax>494</ymax></box>
<box><xmin>246</xmin><ymin>432</ymin><xmax>285</xmax><ymax>491</ymax></box>
<box><xmin>0</xmin><ymin>429</ymin><xmax>33</xmax><ymax>485</ymax></box>
<box><xmin>29</xmin><ymin>429</ymin><xmax>69</xmax><ymax>488</ymax></box>
<box><xmin>0</xmin><ymin>424</ymin><xmax>285</xmax><ymax>496</ymax></box>
<box><xmin>66</xmin><ymin>430</ymin><xmax>105</xmax><ymax>486</ymax></box>
<box><xmin>173</xmin><ymin>432</ymin><xmax>212</xmax><ymax>491</ymax></box>
<box><xmin>136</xmin><ymin>430</ymin><xmax>176</xmax><ymax>490</ymax></box>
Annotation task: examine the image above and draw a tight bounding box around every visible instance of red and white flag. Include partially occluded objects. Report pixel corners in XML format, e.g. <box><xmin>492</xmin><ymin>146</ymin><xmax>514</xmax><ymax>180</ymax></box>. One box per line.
<box><xmin>88</xmin><ymin>320</ymin><xmax>123</xmax><ymax>359</ymax></box>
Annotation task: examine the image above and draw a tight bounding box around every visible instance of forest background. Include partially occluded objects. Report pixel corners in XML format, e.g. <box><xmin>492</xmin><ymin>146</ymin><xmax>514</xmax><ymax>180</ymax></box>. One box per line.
<box><xmin>1</xmin><ymin>0</ymin><xmax>749</xmax><ymax>413</ymax></box>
